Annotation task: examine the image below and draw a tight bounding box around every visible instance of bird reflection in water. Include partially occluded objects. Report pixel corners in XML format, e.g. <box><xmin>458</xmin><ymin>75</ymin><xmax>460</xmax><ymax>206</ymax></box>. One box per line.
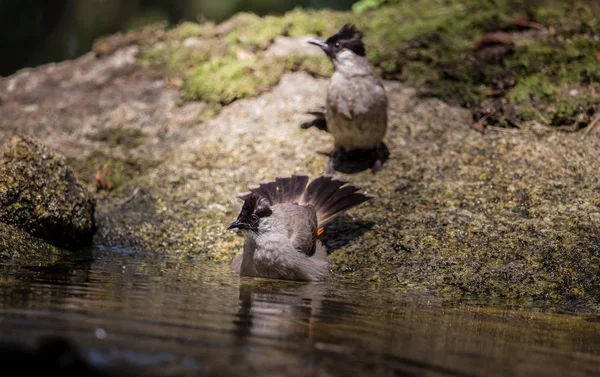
<box><xmin>232</xmin><ymin>278</ymin><xmax>353</xmax><ymax>347</ymax></box>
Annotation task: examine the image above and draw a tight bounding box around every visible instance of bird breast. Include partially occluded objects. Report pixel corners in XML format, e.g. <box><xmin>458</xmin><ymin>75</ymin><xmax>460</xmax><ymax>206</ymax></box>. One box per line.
<box><xmin>326</xmin><ymin>70</ymin><xmax>388</xmax><ymax>151</ymax></box>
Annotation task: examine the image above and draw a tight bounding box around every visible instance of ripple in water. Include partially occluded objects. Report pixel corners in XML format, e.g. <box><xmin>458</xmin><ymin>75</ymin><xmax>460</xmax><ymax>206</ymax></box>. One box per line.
<box><xmin>0</xmin><ymin>246</ymin><xmax>599</xmax><ymax>376</ymax></box>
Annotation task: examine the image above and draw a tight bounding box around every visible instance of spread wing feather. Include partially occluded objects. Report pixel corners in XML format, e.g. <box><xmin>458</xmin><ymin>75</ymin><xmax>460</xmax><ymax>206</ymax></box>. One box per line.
<box><xmin>247</xmin><ymin>174</ymin><xmax>372</xmax><ymax>228</ymax></box>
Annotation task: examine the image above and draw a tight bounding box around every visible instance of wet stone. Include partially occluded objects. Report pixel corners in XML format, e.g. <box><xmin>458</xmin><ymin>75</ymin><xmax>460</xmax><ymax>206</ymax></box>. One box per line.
<box><xmin>0</xmin><ymin>135</ymin><xmax>96</xmax><ymax>251</ymax></box>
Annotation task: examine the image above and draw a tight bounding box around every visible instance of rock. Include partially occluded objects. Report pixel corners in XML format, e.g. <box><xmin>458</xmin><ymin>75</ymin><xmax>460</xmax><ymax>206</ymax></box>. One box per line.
<box><xmin>0</xmin><ymin>222</ymin><xmax>61</xmax><ymax>263</ymax></box>
<box><xmin>264</xmin><ymin>36</ymin><xmax>324</xmax><ymax>58</ymax></box>
<box><xmin>93</xmin><ymin>72</ymin><xmax>600</xmax><ymax>308</ymax></box>
<box><xmin>0</xmin><ymin>5</ymin><xmax>599</xmax><ymax>308</ymax></box>
<box><xmin>0</xmin><ymin>136</ymin><xmax>96</xmax><ymax>251</ymax></box>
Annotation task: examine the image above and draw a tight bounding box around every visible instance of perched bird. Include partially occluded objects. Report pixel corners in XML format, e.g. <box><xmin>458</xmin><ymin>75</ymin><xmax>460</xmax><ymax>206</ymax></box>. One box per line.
<box><xmin>306</xmin><ymin>24</ymin><xmax>388</xmax><ymax>173</ymax></box>
<box><xmin>228</xmin><ymin>175</ymin><xmax>373</xmax><ymax>281</ymax></box>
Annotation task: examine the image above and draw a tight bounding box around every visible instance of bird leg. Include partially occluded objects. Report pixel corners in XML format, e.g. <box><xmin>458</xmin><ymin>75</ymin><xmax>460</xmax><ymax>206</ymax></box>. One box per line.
<box><xmin>325</xmin><ymin>143</ymin><xmax>389</xmax><ymax>174</ymax></box>
<box><xmin>326</xmin><ymin>150</ymin><xmax>338</xmax><ymax>175</ymax></box>
<box><xmin>371</xmin><ymin>159</ymin><xmax>383</xmax><ymax>173</ymax></box>
<box><xmin>371</xmin><ymin>142</ymin><xmax>390</xmax><ymax>174</ymax></box>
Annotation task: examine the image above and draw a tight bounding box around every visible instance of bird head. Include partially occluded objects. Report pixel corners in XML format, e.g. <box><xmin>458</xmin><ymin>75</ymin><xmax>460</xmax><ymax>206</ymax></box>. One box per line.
<box><xmin>307</xmin><ymin>24</ymin><xmax>366</xmax><ymax>61</ymax></box>
<box><xmin>228</xmin><ymin>192</ymin><xmax>272</xmax><ymax>233</ymax></box>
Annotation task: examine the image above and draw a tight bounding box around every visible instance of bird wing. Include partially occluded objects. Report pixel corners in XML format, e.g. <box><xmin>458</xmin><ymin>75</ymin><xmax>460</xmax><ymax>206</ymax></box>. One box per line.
<box><xmin>277</xmin><ymin>204</ymin><xmax>318</xmax><ymax>257</ymax></box>
<box><xmin>330</xmin><ymin>91</ymin><xmax>355</xmax><ymax>120</ymax></box>
<box><xmin>328</xmin><ymin>74</ymin><xmax>386</xmax><ymax>120</ymax></box>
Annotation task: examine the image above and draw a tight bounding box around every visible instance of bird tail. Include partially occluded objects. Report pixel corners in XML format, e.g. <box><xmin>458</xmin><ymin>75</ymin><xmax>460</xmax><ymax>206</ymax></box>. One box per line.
<box><xmin>300</xmin><ymin>108</ymin><xmax>328</xmax><ymax>131</ymax></box>
<box><xmin>248</xmin><ymin>175</ymin><xmax>373</xmax><ymax>228</ymax></box>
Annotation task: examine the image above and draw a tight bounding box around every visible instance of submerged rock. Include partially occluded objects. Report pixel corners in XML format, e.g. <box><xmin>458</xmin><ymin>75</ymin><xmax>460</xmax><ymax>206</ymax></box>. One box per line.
<box><xmin>0</xmin><ymin>136</ymin><xmax>96</xmax><ymax>251</ymax></box>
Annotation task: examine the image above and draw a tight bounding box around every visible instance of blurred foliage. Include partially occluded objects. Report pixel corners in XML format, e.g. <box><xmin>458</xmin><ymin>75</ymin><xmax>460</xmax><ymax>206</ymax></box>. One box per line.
<box><xmin>0</xmin><ymin>0</ymin><xmax>355</xmax><ymax>76</ymax></box>
<box><xmin>352</xmin><ymin>0</ymin><xmax>388</xmax><ymax>13</ymax></box>
<box><xmin>2</xmin><ymin>0</ymin><xmax>598</xmax><ymax>130</ymax></box>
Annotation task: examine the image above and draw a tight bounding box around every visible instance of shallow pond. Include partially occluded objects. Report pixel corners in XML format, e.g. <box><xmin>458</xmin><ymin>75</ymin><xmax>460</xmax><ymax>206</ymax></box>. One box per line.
<box><xmin>0</xmin><ymin>246</ymin><xmax>599</xmax><ymax>376</ymax></box>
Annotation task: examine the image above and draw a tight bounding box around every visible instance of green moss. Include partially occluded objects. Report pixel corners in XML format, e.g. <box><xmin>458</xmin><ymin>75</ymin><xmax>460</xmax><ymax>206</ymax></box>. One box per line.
<box><xmin>223</xmin><ymin>13</ymin><xmax>286</xmax><ymax>50</ymax></box>
<box><xmin>223</xmin><ymin>9</ymin><xmax>340</xmax><ymax>50</ymax></box>
<box><xmin>90</xmin><ymin>127</ymin><xmax>147</xmax><ymax>148</ymax></box>
<box><xmin>139</xmin><ymin>39</ymin><xmax>217</xmax><ymax>77</ymax></box>
<box><xmin>353</xmin><ymin>0</ymin><xmax>599</xmax><ymax>124</ymax></box>
<box><xmin>69</xmin><ymin>0</ymin><xmax>600</xmax><ymax>308</ymax></box>
<box><xmin>507</xmin><ymin>75</ymin><xmax>557</xmax><ymax>103</ymax></box>
<box><xmin>549</xmin><ymin>95</ymin><xmax>597</xmax><ymax>126</ymax></box>
<box><xmin>400</xmin><ymin>61</ymin><xmax>438</xmax><ymax>87</ymax></box>
<box><xmin>352</xmin><ymin>0</ymin><xmax>388</xmax><ymax>13</ymax></box>
<box><xmin>535</xmin><ymin>0</ymin><xmax>600</xmax><ymax>34</ymax></box>
<box><xmin>136</xmin><ymin>0</ymin><xmax>598</xmax><ymax>126</ymax></box>
<box><xmin>507</xmin><ymin>39</ymin><xmax>600</xmax><ymax>88</ymax></box>
<box><xmin>516</xmin><ymin>107</ymin><xmax>546</xmax><ymax>122</ymax></box>
<box><xmin>68</xmin><ymin>151</ymin><xmax>145</xmax><ymax>194</ymax></box>
<box><xmin>139</xmin><ymin>7</ymin><xmax>343</xmax><ymax>107</ymax></box>
<box><xmin>97</xmin><ymin>161</ymin><xmax>128</xmax><ymax>191</ymax></box>
<box><xmin>182</xmin><ymin>57</ymin><xmax>284</xmax><ymax>104</ymax></box>
<box><xmin>170</xmin><ymin>21</ymin><xmax>203</xmax><ymax>40</ymax></box>
<box><xmin>124</xmin><ymin>9</ymin><xmax>170</xmax><ymax>32</ymax></box>
<box><xmin>501</xmin><ymin>35</ymin><xmax>599</xmax><ymax>126</ymax></box>
<box><xmin>141</xmin><ymin>8</ymin><xmax>344</xmax><ymax>106</ymax></box>
<box><xmin>281</xmin><ymin>54</ymin><xmax>333</xmax><ymax>77</ymax></box>
<box><xmin>0</xmin><ymin>222</ymin><xmax>62</xmax><ymax>263</ymax></box>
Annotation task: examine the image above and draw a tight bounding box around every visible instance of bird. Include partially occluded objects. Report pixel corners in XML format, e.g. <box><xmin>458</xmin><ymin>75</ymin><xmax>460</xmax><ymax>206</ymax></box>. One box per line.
<box><xmin>305</xmin><ymin>24</ymin><xmax>388</xmax><ymax>173</ymax></box>
<box><xmin>227</xmin><ymin>174</ymin><xmax>373</xmax><ymax>281</ymax></box>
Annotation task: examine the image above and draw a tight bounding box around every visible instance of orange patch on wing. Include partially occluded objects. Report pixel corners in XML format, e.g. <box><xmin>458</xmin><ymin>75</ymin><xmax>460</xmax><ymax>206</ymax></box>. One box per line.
<box><xmin>317</xmin><ymin>227</ymin><xmax>324</xmax><ymax>236</ymax></box>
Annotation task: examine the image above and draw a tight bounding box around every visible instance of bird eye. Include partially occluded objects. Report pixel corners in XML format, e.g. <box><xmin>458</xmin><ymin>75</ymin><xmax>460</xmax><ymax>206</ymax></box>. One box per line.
<box><xmin>250</xmin><ymin>214</ymin><xmax>259</xmax><ymax>223</ymax></box>
<box><xmin>335</xmin><ymin>42</ymin><xmax>341</xmax><ymax>48</ymax></box>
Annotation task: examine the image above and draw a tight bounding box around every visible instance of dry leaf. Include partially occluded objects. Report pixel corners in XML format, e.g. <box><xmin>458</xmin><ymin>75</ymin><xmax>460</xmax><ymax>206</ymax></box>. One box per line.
<box><xmin>95</xmin><ymin>167</ymin><xmax>115</xmax><ymax>192</ymax></box>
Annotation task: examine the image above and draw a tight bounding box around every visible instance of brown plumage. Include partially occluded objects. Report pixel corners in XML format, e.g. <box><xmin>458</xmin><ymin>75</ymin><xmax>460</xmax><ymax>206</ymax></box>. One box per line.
<box><xmin>306</xmin><ymin>24</ymin><xmax>389</xmax><ymax>173</ymax></box>
<box><xmin>246</xmin><ymin>174</ymin><xmax>372</xmax><ymax>227</ymax></box>
<box><xmin>228</xmin><ymin>175</ymin><xmax>373</xmax><ymax>281</ymax></box>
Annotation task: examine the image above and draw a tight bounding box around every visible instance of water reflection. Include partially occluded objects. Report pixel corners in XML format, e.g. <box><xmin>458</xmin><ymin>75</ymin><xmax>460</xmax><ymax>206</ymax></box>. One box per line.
<box><xmin>0</xmin><ymin>247</ymin><xmax>599</xmax><ymax>376</ymax></box>
<box><xmin>233</xmin><ymin>280</ymin><xmax>346</xmax><ymax>340</ymax></box>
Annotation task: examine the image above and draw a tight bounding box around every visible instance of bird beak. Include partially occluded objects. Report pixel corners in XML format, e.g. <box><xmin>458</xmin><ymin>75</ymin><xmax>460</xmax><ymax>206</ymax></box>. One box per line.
<box><xmin>227</xmin><ymin>219</ymin><xmax>245</xmax><ymax>230</ymax></box>
<box><xmin>307</xmin><ymin>39</ymin><xmax>328</xmax><ymax>51</ymax></box>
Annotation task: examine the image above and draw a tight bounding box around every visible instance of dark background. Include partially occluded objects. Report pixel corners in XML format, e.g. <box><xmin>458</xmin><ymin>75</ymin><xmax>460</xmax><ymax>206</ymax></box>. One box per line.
<box><xmin>0</xmin><ymin>0</ymin><xmax>355</xmax><ymax>77</ymax></box>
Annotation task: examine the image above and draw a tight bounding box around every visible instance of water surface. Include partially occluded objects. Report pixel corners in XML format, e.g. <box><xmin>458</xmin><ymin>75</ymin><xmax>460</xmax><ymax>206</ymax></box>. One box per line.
<box><xmin>0</xmin><ymin>247</ymin><xmax>599</xmax><ymax>376</ymax></box>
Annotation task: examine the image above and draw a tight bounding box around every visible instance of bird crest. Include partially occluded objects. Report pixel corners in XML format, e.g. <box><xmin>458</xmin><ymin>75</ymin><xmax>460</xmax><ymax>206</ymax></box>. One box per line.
<box><xmin>326</xmin><ymin>24</ymin><xmax>366</xmax><ymax>57</ymax></box>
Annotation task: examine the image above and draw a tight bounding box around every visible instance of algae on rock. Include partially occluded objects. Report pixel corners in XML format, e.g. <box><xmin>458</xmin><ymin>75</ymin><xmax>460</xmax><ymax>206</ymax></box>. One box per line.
<box><xmin>0</xmin><ymin>136</ymin><xmax>96</xmax><ymax>251</ymax></box>
<box><xmin>0</xmin><ymin>1</ymin><xmax>599</xmax><ymax>309</ymax></box>
<box><xmin>0</xmin><ymin>222</ymin><xmax>62</xmax><ymax>264</ymax></box>
<box><xmin>91</xmin><ymin>70</ymin><xmax>600</xmax><ymax>308</ymax></box>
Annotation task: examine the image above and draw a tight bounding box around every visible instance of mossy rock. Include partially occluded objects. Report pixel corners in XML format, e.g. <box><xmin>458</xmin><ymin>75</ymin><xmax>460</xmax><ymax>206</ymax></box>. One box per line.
<box><xmin>0</xmin><ymin>222</ymin><xmax>61</xmax><ymax>263</ymax></box>
<box><xmin>84</xmin><ymin>69</ymin><xmax>600</xmax><ymax>308</ymax></box>
<box><xmin>1</xmin><ymin>0</ymin><xmax>599</xmax><ymax>309</ymax></box>
<box><xmin>137</xmin><ymin>0</ymin><xmax>598</xmax><ymax>128</ymax></box>
<box><xmin>0</xmin><ymin>136</ymin><xmax>96</xmax><ymax>251</ymax></box>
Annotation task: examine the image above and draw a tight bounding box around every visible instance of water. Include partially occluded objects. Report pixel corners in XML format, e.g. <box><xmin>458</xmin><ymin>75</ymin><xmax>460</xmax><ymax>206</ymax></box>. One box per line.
<box><xmin>0</xmin><ymin>247</ymin><xmax>599</xmax><ymax>376</ymax></box>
